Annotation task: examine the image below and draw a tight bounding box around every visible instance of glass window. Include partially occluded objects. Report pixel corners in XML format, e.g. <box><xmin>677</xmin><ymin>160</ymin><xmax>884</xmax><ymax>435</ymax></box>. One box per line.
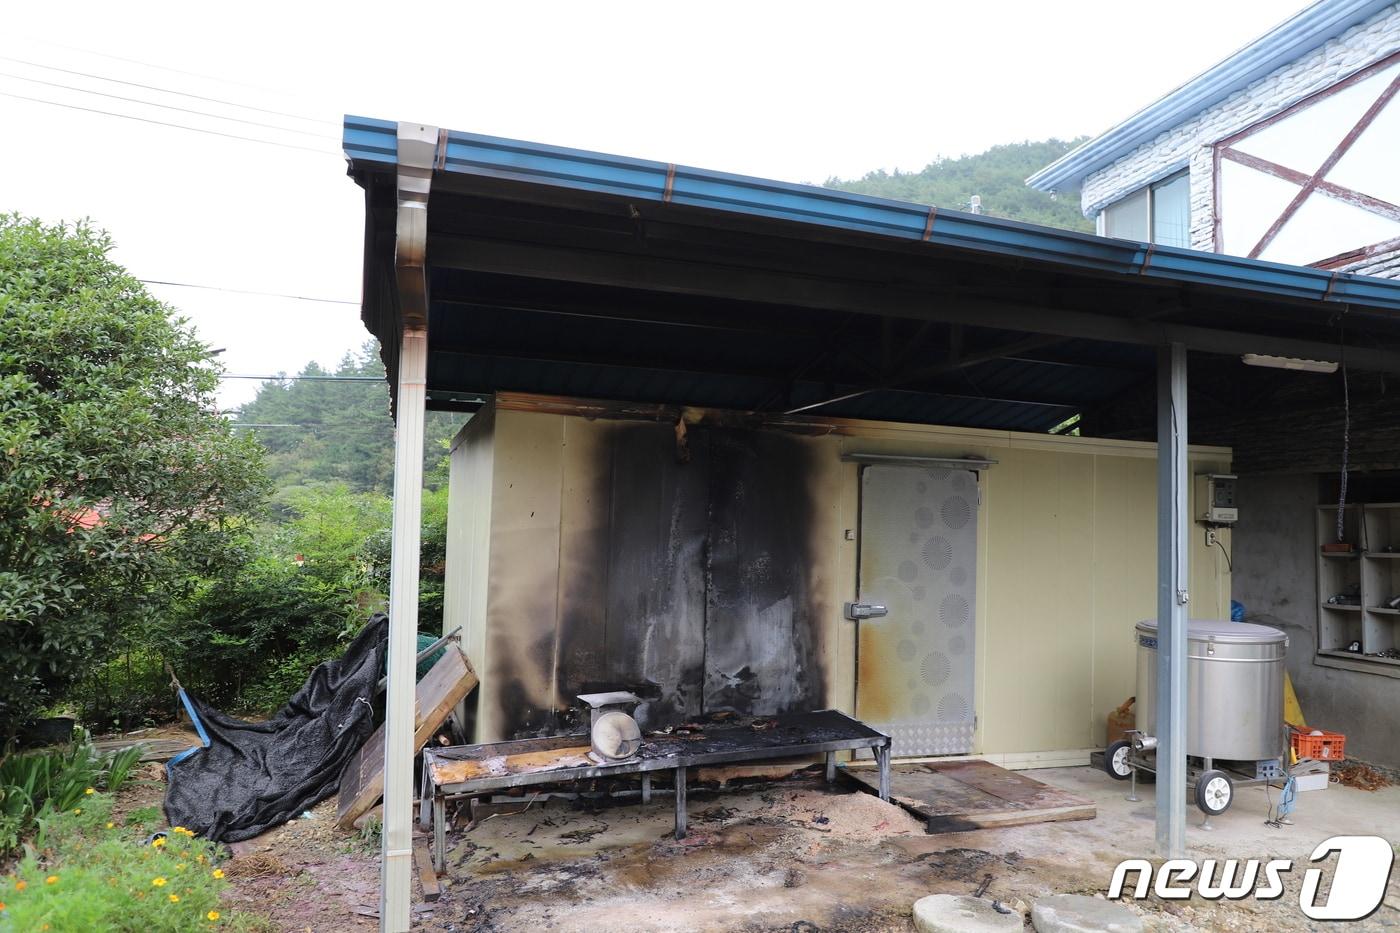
<box><xmin>1103</xmin><ymin>188</ymin><xmax>1149</xmax><ymax>241</ymax></box>
<box><xmin>1100</xmin><ymin>172</ymin><xmax>1191</xmax><ymax>247</ymax></box>
<box><xmin>1151</xmin><ymin>174</ymin><xmax>1190</xmax><ymax>248</ymax></box>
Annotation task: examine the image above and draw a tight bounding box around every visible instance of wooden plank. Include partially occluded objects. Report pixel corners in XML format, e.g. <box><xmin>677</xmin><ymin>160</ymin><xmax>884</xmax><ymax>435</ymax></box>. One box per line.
<box><xmin>427</xmin><ymin>745</ymin><xmax>592</xmax><ymax>786</ymax></box>
<box><xmin>924</xmin><ymin>760</ymin><xmax>1049</xmax><ymax>804</ymax></box>
<box><xmin>847</xmin><ymin>761</ymin><xmax>1095</xmax><ymax>835</ymax></box>
<box><xmin>92</xmin><ymin>737</ymin><xmax>198</xmax><ymax>763</ymax></box>
<box><xmin>695</xmin><ymin>757</ymin><xmax>815</xmax><ymax>786</ymax></box>
<box><xmin>336</xmin><ymin>645</ymin><xmax>479</xmax><ymax>829</ymax></box>
<box><xmin>413</xmin><ymin>842</ymin><xmax>441</xmax><ymax>901</ymax></box>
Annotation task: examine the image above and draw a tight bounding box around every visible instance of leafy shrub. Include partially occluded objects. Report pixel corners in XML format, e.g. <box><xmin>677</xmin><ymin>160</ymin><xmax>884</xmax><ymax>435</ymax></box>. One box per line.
<box><xmin>0</xmin><ymin>215</ymin><xmax>266</xmax><ymax>739</ymax></box>
<box><xmin>2</xmin><ymin>794</ymin><xmax>260</xmax><ymax>931</ymax></box>
<box><xmin>0</xmin><ymin>730</ymin><xmax>146</xmax><ymax>856</ymax></box>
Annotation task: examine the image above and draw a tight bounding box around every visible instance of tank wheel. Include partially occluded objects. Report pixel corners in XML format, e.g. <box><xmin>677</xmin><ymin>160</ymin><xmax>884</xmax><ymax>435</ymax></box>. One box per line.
<box><xmin>1104</xmin><ymin>740</ymin><xmax>1134</xmax><ymax>781</ymax></box>
<box><xmin>1196</xmin><ymin>770</ymin><xmax>1233</xmax><ymax>816</ymax></box>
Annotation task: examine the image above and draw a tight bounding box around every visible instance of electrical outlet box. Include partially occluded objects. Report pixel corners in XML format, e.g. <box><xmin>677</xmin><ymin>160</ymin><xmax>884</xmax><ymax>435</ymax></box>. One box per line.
<box><xmin>1205</xmin><ymin>529</ymin><xmax>1219</xmax><ymax>547</ymax></box>
<box><xmin>1196</xmin><ymin>473</ymin><xmax>1238</xmax><ymax>524</ymax></box>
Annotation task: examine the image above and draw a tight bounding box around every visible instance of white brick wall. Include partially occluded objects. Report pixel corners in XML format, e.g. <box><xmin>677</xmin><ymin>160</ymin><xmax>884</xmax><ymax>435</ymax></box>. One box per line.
<box><xmin>1081</xmin><ymin>3</ymin><xmax>1400</xmax><ymax>265</ymax></box>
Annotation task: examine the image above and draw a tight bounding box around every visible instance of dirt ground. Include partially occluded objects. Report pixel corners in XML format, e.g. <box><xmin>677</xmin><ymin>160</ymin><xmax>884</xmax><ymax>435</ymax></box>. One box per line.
<box><xmin>108</xmin><ymin>751</ymin><xmax>1400</xmax><ymax>932</ymax></box>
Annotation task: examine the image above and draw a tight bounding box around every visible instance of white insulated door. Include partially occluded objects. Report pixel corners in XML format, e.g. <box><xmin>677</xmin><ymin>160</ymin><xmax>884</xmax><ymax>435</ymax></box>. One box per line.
<box><xmin>855</xmin><ymin>464</ymin><xmax>978</xmax><ymax>757</ymax></box>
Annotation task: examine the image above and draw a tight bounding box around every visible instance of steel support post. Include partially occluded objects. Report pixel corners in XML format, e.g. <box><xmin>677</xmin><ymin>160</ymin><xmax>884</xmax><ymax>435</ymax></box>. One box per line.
<box><xmin>380</xmin><ymin>327</ymin><xmax>429</xmax><ymax>929</ymax></box>
<box><xmin>1156</xmin><ymin>342</ymin><xmax>1189</xmax><ymax>858</ymax></box>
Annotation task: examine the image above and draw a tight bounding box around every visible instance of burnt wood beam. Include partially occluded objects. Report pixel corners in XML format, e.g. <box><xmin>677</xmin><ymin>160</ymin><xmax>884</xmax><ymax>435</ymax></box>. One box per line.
<box><xmin>427</xmin><ymin>236</ymin><xmax>1400</xmax><ymax>374</ymax></box>
<box><xmin>432</xmin><ymin>295</ymin><xmax>835</xmax><ymax>339</ymax></box>
<box><xmin>425</xmin><ymin>348</ymin><xmax>1090</xmax><ymax>412</ymax></box>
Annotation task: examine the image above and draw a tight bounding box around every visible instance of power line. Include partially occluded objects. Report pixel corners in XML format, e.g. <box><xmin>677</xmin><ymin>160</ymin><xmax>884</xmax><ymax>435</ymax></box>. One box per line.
<box><xmin>12</xmin><ymin>35</ymin><xmax>325</xmax><ymax>106</ymax></box>
<box><xmin>0</xmin><ymin>90</ymin><xmax>337</xmax><ymax>156</ymax></box>
<box><xmin>221</xmin><ymin>374</ymin><xmax>385</xmax><ymax>382</ymax></box>
<box><xmin>0</xmin><ymin>53</ymin><xmax>335</xmax><ymax>127</ymax></box>
<box><xmin>0</xmin><ymin>70</ymin><xmax>338</xmax><ymax>141</ymax></box>
<box><xmin>140</xmin><ymin>279</ymin><xmax>358</xmax><ymax>305</ymax></box>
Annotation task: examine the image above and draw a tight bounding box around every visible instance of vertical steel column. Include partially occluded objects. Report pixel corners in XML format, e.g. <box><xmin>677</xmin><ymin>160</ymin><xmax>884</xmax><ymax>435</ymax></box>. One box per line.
<box><xmin>380</xmin><ymin>327</ymin><xmax>428</xmax><ymax>929</ymax></box>
<box><xmin>1156</xmin><ymin>342</ymin><xmax>1189</xmax><ymax>857</ymax></box>
<box><xmin>380</xmin><ymin>121</ymin><xmax>438</xmax><ymax>933</ymax></box>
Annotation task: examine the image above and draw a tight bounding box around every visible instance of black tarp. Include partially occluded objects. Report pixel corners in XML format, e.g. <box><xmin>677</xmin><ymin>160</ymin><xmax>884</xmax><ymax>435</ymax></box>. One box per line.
<box><xmin>164</xmin><ymin>615</ymin><xmax>388</xmax><ymax>842</ymax></box>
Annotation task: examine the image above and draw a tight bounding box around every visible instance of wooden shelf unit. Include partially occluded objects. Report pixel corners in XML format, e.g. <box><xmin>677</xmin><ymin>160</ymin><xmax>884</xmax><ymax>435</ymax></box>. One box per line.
<box><xmin>1317</xmin><ymin>503</ymin><xmax>1400</xmax><ymax>661</ymax></box>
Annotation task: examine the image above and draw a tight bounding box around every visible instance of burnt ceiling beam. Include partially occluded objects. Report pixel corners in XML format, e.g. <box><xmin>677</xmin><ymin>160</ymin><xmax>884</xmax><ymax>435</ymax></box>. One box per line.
<box><xmin>431</xmin><ymin>294</ymin><xmax>834</xmax><ymax>338</ymax></box>
<box><xmin>428</xmin><ymin>235</ymin><xmax>1400</xmax><ymax>375</ymax></box>
<box><xmin>425</xmin><ymin>348</ymin><xmax>1092</xmax><ymax>412</ymax></box>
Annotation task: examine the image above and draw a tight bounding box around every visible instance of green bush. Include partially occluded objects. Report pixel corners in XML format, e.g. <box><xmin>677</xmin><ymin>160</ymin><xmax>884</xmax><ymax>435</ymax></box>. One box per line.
<box><xmin>0</xmin><ymin>215</ymin><xmax>266</xmax><ymax>740</ymax></box>
<box><xmin>1</xmin><ymin>794</ymin><xmax>261</xmax><ymax>931</ymax></box>
<box><xmin>0</xmin><ymin>731</ymin><xmax>146</xmax><ymax>857</ymax></box>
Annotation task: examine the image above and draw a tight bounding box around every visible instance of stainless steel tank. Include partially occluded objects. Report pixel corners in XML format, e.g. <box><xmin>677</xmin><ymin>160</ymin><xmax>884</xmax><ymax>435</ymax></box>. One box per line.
<box><xmin>1135</xmin><ymin>619</ymin><xmax>1286</xmax><ymax>762</ymax></box>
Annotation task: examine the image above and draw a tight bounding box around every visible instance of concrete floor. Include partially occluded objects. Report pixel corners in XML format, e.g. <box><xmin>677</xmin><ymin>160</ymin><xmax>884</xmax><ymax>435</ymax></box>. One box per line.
<box><xmin>414</xmin><ymin>766</ymin><xmax>1400</xmax><ymax>932</ymax></box>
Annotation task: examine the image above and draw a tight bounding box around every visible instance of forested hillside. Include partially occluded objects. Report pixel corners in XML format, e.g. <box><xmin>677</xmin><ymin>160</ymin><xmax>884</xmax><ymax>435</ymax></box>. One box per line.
<box><xmin>234</xmin><ymin>342</ymin><xmax>464</xmax><ymax>504</ymax></box>
<box><xmin>825</xmin><ymin>138</ymin><xmax>1092</xmax><ymax>232</ymax></box>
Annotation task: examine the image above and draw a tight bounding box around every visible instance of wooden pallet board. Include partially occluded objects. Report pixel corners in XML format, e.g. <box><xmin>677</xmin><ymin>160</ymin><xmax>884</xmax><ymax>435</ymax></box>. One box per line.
<box><xmin>92</xmin><ymin>737</ymin><xmax>199</xmax><ymax>763</ymax></box>
<box><xmin>847</xmin><ymin>760</ymin><xmax>1095</xmax><ymax>834</ymax></box>
<box><xmin>336</xmin><ymin>644</ymin><xmax>478</xmax><ymax>829</ymax></box>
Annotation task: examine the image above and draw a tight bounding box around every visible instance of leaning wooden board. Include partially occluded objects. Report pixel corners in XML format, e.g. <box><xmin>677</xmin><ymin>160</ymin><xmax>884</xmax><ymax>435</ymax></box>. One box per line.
<box><xmin>335</xmin><ymin>643</ymin><xmax>477</xmax><ymax>829</ymax></box>
<box><xmin>847</xmin><ymin>760</ymin><xmax>1095</xmax><ymax>834</ymax></box>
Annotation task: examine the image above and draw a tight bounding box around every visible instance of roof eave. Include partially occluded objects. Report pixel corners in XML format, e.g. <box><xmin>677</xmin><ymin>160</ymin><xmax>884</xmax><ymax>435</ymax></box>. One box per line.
<box><xmin>1026</xmin><ymin>0</ymin><xmax>1396</xmax><ymax>192</ymax></box>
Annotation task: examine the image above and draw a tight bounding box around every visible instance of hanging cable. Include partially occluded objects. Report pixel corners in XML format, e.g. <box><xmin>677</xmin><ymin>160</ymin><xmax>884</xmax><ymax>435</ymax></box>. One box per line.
<box><xmin>1337</xmin><ymin>318</ymin><xmax>1350</xmax><ymax>543</ymax></box>
<box><xmin>0</xmin><ymin>71</ymin><xmax>338</xmax><ymax>140</ymax></box>
<box><xmin>0</xmin><ymin>53</ymin><xmax>334</xmax><ymax>126</ymax></box>
<box><xmin>138</xmin><ymin>280</ymin><xmax>357</xmax><ymax>304</ymax></box>
<box><xmin>10</xmin><ymin>35</ymin><xmax>327</xmax><ymax>106</ymax></box>
<box><xmin>0</xmin><ymin>90</ymin><xmax>336</xmax><ymax>155</ymax></box>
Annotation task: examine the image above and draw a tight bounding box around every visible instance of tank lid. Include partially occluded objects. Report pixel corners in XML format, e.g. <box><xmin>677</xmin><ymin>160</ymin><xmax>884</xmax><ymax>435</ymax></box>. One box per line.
<box><xmin>1135</xmin><ymin>618</ymin><xmax>1287</xmax><ymax>644</ymax></box>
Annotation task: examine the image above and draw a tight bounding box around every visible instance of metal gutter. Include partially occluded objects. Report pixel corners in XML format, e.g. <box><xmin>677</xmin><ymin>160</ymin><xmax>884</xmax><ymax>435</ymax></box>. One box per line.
<box><xmin>1026</xmin><ymin>0</ymin><xmax>1396</xmax><ymax>192</ymax></box>
<box><xmin>343</xmin><ymin>114</ymin><xmax>1400</xmax><ymax>315</ymax></box>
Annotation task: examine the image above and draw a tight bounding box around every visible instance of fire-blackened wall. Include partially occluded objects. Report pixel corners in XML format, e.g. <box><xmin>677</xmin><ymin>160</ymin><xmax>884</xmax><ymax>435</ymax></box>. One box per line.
<box><xmin>450</xmin><ymin>399</ymin><xmax>842</xmax><ymax>741</ymax></box>
<box><xmin>448</xmin><ymin>392</ymin><xmax>1235</xmax><ymax>759</ymax></box>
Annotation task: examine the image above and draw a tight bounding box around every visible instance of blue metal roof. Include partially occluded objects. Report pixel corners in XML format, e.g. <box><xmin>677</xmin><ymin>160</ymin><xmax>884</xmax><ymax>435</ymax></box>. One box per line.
<box><xmin>344</xmin><ymin>114</ymin><xmax>1400</xmax><ymax>314</ymax></box>
<box><xmin>1026</xmin><ymin>0</ymin><xmax>1397</xmax><ymax>192</ymax></box>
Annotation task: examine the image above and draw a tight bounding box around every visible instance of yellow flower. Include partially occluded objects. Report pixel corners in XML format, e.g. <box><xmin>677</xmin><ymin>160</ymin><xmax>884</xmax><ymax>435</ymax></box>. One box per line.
<box><xmin>169</xmin><ymin>894</ymin><xmax>180</xmax><ymax>903</ymax></box>
<box><xmin>45</xmin><ymin>876</ymin><xmax>58</xmax><ymax>885</ymax></box>
<box><xmin>14</xmin><ymin>881</ymin><xmax>25</xmax><ymax>892</ymax></box>
<box><xmin>152</xmin><ymin>837</ymin><xmax>166</xmax><ymax>848</ymax></box>
<box><xmin>73</xmin><ymin>809</ymin><xmax>82</xmax><ymax>815</ymax></box>
<box><xmin>84</xmin><ymin>787</ymin><xmax>95</xmax><ymax>795</ymax></box>
<box><xmin>206</xmin><ymin>911</ymin><xmax>220</xmax><ymax>922</ymax></box>
<box><xmin>196</xmin><ymin>854</ymin><xmax>206</xmax><ymax>863</ymax></box>
<box><xmin>105</xmin><ymin>822</ymin><xmax>115</xmax><ymax>829</ymax></box>
<box><xmin>212</xmin><ymin>869</ymin><xmax>224</xmax><ymax>879</ymax></box>
<box><xmin>152</xmin><ymin>877</ymin><xmax>167</xmax><ymax>887</ymax></box>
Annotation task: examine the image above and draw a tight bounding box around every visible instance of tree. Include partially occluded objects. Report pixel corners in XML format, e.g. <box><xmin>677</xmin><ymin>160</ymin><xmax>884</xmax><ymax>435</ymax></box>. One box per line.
<box><xmin>234</xmin><ymin>342</ymin><xmax>463</xmax><ymax>503</ymax></box>
<box><xmin>0</xmin><ymin>215</ymin><xmax>266</xmax><ymax>737</ymax></box>
<box><xmin>825</xmin><ymin>138</ymin><xmax>1093</xmax><ymax>233</ymax></box>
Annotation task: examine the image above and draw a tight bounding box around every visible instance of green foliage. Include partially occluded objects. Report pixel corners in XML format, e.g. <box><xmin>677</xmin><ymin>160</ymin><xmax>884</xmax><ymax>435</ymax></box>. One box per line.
<box><xmin>154</xmin><ymin>484</ymin><xmax>389</xmax><ymax>712</ymax></box>
<box><xmin>0</xmin><ymin>215</ymin><xmax>267</xmax><ymax>738</ymax></box>
<box><xmin>1</xmin><ymin>795</ymin><xmax>261</xmax><ymax>931</ymax></box>
<box><xmin>234</xmin><ymin>341</ymin><xmax>463</xmax><ymax>502</ymax></box>
<box><xmin>825</xmin><ymin>138</ymin><xmax>1093</xmax><ymax>232</ymax></box>
<box><xmin>102</xmin><ymin>746</ymin><xmax>142</xmax><ymax>794</ymax></box>
<box><xmin>0</xmin><ymin>730</ymin><xmax>140</xmax><ymax>856</ymax></box>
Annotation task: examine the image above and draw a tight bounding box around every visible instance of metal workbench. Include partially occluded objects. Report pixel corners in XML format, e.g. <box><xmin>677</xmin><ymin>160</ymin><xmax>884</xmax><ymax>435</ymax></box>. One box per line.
<box><xmin>421</xmin><ymin>709</ymin><xmax>891</xmax><ymax>871</ymax></box>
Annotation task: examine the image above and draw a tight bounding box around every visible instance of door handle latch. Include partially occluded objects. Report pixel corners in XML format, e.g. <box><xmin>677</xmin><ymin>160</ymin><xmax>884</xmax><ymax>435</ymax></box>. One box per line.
<box><xmin>845</xmin><ymin>602</ymin><xmax>889</xmax><ymax>620</ymax></box>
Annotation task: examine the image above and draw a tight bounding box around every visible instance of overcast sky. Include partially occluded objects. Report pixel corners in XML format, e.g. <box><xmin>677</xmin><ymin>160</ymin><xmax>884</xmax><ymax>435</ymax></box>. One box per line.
<box><xmin>1</xmin><ymin>0</ymin><xmax>1303</xmax><ymax>410</ymax></box>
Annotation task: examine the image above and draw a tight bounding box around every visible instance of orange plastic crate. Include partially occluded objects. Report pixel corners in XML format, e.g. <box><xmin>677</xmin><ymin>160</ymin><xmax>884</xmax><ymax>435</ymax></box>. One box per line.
<box><xmin>1291</xmin><ymin>728</ymin><xmax>1346</xmax><ymax>761</ymax></box>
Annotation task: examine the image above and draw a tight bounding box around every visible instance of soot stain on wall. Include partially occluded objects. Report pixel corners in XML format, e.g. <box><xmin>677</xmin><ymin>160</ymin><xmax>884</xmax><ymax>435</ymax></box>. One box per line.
<box><xmin>702</xmin><ymin>426</ymin><xmax>828</xmax><ymax>715</ymax></box>
<box><xmin>529</xmin><ymin>418</ymin><xmax>827</xmax><ymax>737</ymax></box>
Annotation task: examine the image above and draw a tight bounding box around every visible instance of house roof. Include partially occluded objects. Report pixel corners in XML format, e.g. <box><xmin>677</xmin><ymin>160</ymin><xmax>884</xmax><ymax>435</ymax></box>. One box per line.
<box><xmin>1026</xmin><ymin>0</ymin><xmax>1396</xmax><ymax>192</ymax></box>
<box><xmin>344</xmin><ymin>116</ymin><xmax>1400</xmax><ymax>432</ymax></box>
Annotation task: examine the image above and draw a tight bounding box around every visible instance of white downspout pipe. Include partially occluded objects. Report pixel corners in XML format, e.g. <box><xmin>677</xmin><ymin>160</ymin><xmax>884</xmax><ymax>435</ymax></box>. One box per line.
<box><xmin>380</xmin><ymin>122</ymin><xmax>438</xmax><ymax>933</ymax></box>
